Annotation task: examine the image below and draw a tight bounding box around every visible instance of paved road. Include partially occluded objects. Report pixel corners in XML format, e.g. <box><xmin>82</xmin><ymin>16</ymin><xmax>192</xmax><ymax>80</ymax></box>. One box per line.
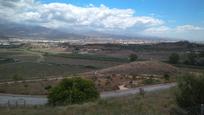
<box><xmin>0</xmin><ymin>94</ymin><xmax>47</xmax><ymax>106</ymax></box>
<box><xmin>0</xmin><ymin>83</ymin><xmax>176</xmax><ymax>106</ymax></box>
<box><xmin>101</xmin><ymin>83</ymin><xmax>176</xmax><ymax>98</ymax></box>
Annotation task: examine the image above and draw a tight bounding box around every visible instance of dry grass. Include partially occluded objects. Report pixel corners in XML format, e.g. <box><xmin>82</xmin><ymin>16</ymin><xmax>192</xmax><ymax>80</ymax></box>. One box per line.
<box><xmin>0</xmin><ymin>61</ymin><xmax>178</xmax><ymax>95</ymax></box>
<box><xmin>0</xmin><ymin>80</ymin><xmax>59</xmax><ymax>95</ymax></box>
<box><xmin>84</xmin><ymin>61</ymin><xmax>178</xmax><ymax>76</ymax></box>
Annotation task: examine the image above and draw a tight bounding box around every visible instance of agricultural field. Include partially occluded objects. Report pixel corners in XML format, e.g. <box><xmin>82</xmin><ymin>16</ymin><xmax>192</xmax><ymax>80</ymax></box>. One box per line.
<box><xmin>0</xmin><ymin>42</ymin><xmax>204</xmax><ymax>94</ymax></box>
<box><xmin>0</xmin><ymin>47</ymin><xmax>128</xmax><ymax>82</ymax></box>
<box><xmin>0</xmin><ymin>41</ymin><xmax>203</xmax><ymax>115</ymax></box>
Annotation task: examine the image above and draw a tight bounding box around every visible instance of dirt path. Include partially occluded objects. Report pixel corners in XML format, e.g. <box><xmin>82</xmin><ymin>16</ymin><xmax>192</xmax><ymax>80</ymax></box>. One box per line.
<box><xmin>23</xmin><ymin>49</ymin><xmax>45</xmax><ymax>63</ymax></box>
<box><xmin>0</xmin><ymin>77</ymin><xmax>64</xmax><ymax>85</ymax></box>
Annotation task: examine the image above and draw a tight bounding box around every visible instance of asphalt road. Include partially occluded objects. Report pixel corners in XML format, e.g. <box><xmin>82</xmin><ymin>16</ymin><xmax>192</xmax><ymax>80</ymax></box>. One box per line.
<box><xmin>101</xmin><ymin>83</ymin><xmax>176</xmax><ymax>98</ymax></box>
<box><xmin>0</xmin><ymin>83</ymin><xmax>176</xmax><ymax>106</ymax></box>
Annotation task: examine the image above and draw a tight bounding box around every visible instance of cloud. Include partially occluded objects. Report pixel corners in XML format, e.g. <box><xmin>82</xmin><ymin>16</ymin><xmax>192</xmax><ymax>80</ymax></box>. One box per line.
<box><xmin>0</xmin><ymin>0</ymin><xmax>163</xmax><ymax>30</ymax></box>
<box><xmin>143</xmin><ymin>25</ymin><xmax>204</xmax><ymax>41</ymax></box>
<box><xmin>143</xmin><ymin>25</ymin><xmax>204</xmax><ymax>34</ymax></box>
<box><xmin>143</xmin><ymin>26</ymin><xmax>171</xmax><ymax>34</ymax></box>
<box><xmin>175</xmin><ymin>25</ymin><xmax>204</xmax><ymax>32</ymax></box>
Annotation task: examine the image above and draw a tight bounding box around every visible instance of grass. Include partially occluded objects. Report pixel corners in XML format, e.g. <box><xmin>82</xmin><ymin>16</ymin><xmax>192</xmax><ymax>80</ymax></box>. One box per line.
<box><xmin>0</xmin><ymin>88</ymin><xmax>176</xmax><ymax>115</ymax></box>
<box><xmin>44</xmin><ymin>56</ymin><xmax>124</xmax><ymax>69</ymax></box>
<box><xmin>0</xmin><ymin>48</ymin><xmax>126</xmax><ymax>81</ymax></box>
<box><xmin>0</xmin><ymin>79</ymin><xmax>58</xmax><ymax>95</ymax></box>
<box><xmin>48</xmin><ymin>53</ymin><xmax>129</xmax><ymax>62</ymax></box>
<box><xmin>0</xmin><ymin>62</ymin><xmax>93</xmax><ymax>81</ymax></box>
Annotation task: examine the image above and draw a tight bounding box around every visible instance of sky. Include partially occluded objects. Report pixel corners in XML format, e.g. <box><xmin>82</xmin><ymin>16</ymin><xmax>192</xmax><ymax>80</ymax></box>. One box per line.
<box><xmin>0</xmin><ymin>0</ymin><xmax>204</xmax><ymax>41</ymax></box>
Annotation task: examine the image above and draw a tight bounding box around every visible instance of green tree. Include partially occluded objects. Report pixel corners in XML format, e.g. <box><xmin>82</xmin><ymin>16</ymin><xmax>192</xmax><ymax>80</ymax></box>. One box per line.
<box><xmin>169</xmin><ymin>53</ymin><xmax>180</xmax><ymax>64</ymax></box>
<box><xmin>175</xmin><ymin>74</ymin><xmax>204</xmax><ymax>113</ymax></box>
<box><xmin>128</xmin><ymin>54</ymin><xmax>138</xmax><ymax>62</ymax></box>
<box><xmin>48</xmin><ymin>77</ymin><xmax>99</xmax><ymax>106</ymax></box>
<box><xmin>184</xmin><ymin>52</ymin><xmax>197</xmax><ymax>65</ymax></box>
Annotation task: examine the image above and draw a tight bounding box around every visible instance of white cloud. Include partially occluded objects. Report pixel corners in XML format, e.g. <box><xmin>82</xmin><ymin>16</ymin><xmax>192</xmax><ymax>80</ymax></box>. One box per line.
<box><xmin>175</xmin><ymin>25</ymin><xmax>204</xmax><ymax>32</ymax></box>
<box><xmin>144</xmin><ymin>25</ymin><xmax>204</xmax><ymax>34</ymax></box>
<box><xmin>143</xmin><ymin>26</ymin><xmax>171</xmax><ymax>34</ymax></box>
<box><xmin>0</xmin><ymin>0</ymin><xmax>163</xmax><ymax>29</ymax></box>
<box><xmin>142</xmin><ymin>25</ymin><xmax>204</xmax><ymax>41</ymax></box>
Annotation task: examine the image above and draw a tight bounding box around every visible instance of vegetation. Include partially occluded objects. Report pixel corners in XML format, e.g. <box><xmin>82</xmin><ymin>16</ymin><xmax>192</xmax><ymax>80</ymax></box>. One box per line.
<box><xmin>0</xmin><ymin>57</ymin><xmax>16</xmax><ymax>64</ymax></box>
<box><xmin>12</xmin><ymin>74</ymin><xmax>23</xmax><ymax>81</ymax></box>
<box><xmin>163</xmin><ymin>74</ymin><xmax>170</xmax><ymax>81</ymax></box>
<box><xmin>0</xmin><ymin>62</ymin><xmax>92</xmax><ymax>81</ymax></box>
<box><xmin>49</xmin><ymin>53</ymin><xmax>129</xmax><ymax>62</ymax></box>
<box><xmin>44</xmin><ymin>85</ymin><xmax>52</xmax><ymax>91</ymax></box>
<box><xmin>0</xmin><ymin>88</ymin><xmax>176</xmax><ymax>115</ymax></box>
<box><xmin>1</xmin><ymin>42</ymin><xmax>204</xmax><ymax>114</ymax></box>
<box><xmin>48</xmin><ymin>77</ymin><xmax>99</xmax><ymax>106</ymax></box>
<box><xmin>128</xmin><ymin>53</ymin><xmax>138</xmax><ymax>62</ymax></box>
<box><xmin>175</xmin><ymin>74</ymin><xmax>204</xmax><ymax>114</ymax></box>
<box><xmin>183</xmin><ymin>52</ymin><xmax>204</xmax><ymax>66</ymax></box>
<box><xmin>142</xmin><ymin>77</ymin><xmax>160</xmax><ymax>85</ymax></box>
<box><xmin>184</xmin><ymin>52</ymin><xmax>197</xmax><ymax>65</ymax></box>
<box><xmin>169</xmin><ymin>53</ymin><xmax>180</xmax><ymax>64</ymax></box>
<box><xmin>0</xmin><ymin>48</ymin><xmax>125</xmax><ymax>81</ymax></box>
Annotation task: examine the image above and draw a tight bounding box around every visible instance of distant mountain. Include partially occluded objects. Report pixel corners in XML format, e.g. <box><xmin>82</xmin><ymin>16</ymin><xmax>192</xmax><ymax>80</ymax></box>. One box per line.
<box><xmin>0</xmin><ymin>19</ymin><xmax>86</xmax><ymax>40</ymax></box>
<box><xmin>0</xmin><ymin>19</ymin><xmax>167</xmax><ymax>41</ymax></box>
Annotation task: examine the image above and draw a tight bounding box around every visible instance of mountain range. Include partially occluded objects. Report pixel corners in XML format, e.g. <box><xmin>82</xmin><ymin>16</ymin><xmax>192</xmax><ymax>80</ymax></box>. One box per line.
<box><xmin>0</xmin><ymin>19</ymin><xmax>167</xmax><ymax>41</ymax></box>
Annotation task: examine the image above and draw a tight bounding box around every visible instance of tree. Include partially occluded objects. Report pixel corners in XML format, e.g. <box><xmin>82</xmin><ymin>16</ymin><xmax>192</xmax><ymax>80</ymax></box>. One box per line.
<box><xmin>184</xmin><ymin>52</ymin><xmax>197</xmax><ymax>65</ymax></box>
<box><xmin>175</xmin><ymin>74</ymin><xmax>204</xmax><ymax>113</ymax></box>
<box><xmin>169</xmin><ymin>53</ymin><xmax>180</xmax><ymax>64</ymax></box>
<box><xmin>129</xmin><ymin>54</ymin><xmax>138</xmax><ymax>62</ymax></box>
<box><xmin>48</xmin><ymin>77</ymin><xmax>99</xmax><ymax>106</ymax></box>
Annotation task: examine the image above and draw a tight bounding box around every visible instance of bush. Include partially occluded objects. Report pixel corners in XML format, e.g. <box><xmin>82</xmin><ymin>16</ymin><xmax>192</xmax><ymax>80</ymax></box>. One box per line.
<box><xmin>44</xmin><ymin>85</ymin><xmax>52</xmax><ymax>90</ymax></box>
<box><xmin>184</xmin><ymin>52</ymin><xmax>197</xmax><ymax>65</ymax></box>
<box><xmin>175</xmin><ymin>74</ymin><xmax>204</xmax><ymax>113</ymax></box>
<box><xmin>164</xmin><ymin>74</ymin><xmax>170</xmax><ymax>81</ymax></box>
<box><xmin>143</xmin><ymin>77</ymin><xmax>160</xmax><ymax>85</ymax></box>
<box><xmin>128</xmin><ymin>54</ymin><xmax>138</xmax><ymax>62</ymax></box>
<box><xmin>169</xmin><ymin>53</ymin><xmax>180</xmax><ymax>64</ymax></box>
<box><xmin>48</xmin><ymin>77</ymin><xmax>99</xmax><ymax>106</ymax></box>
<box><xmin>12</xmin><ymin>74</ymin><xmax>23</xmax><ymax>81</ymax></box>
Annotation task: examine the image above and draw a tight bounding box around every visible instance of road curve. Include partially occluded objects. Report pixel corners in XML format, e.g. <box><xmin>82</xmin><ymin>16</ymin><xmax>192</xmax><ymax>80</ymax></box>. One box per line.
<box><xmin>0</xmin><ymin>83</ymin><xmax>176</xmax><ymax>106</ymax></box>
<box><xmin>101</xmin><ymin>83</ymin><xmax>176</xmax><ymax>98</ymax></box>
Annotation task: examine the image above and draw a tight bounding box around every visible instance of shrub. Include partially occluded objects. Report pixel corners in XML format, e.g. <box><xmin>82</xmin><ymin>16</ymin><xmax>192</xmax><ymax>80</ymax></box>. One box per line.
<box><xmin>12</xmin><ymin>74</ymin><xmax>23</xmax><ymax>81</ymax></box>
<box><xmin>44</xmin><ymin>85</ymin><xmax>52</xmax><ymax>90</ymax></box>
<box><xmin>143</xmin><ymin>77</ymin><xmax>159</xmax><ymax>85</ymax></box>
<box><xmin>48</xmin><ymin>77</ymin><xmax>99</xmax><ymax>106</ymax></box>
<box><xmin>143</xmin><ymin>78</ymin><xmax>153</xmax><ymax>84</ymax></box>
<box><xmin>128</xmin><ymin>54</ymin><xmax>138</xmax><ymax>62</ymax></box>
<box><xmin>175</xmin><ymin>74</ymin><xmax>204</xmax><ymax>113</ymax></box>
<box><xmin>169</xmin><ymin>53</ymin><xmax>180</xmax><ymax>64</ymax></box>
<box><xmin>184</xmin><ymin>52</ymin><xmax>197</xmax><ymax>65</ymax></box>
<box><xmin>163</xmin><ymin>74</ymin><xmax>170</xmax><ymax>81</ymax></box>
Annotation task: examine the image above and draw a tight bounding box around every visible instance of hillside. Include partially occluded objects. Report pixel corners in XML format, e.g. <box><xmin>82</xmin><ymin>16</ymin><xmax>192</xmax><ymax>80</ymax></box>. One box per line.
<box><xmin>85</xmin><ymin>61</ymin><xmax>178</xmax><ymax>76</ymax></box>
